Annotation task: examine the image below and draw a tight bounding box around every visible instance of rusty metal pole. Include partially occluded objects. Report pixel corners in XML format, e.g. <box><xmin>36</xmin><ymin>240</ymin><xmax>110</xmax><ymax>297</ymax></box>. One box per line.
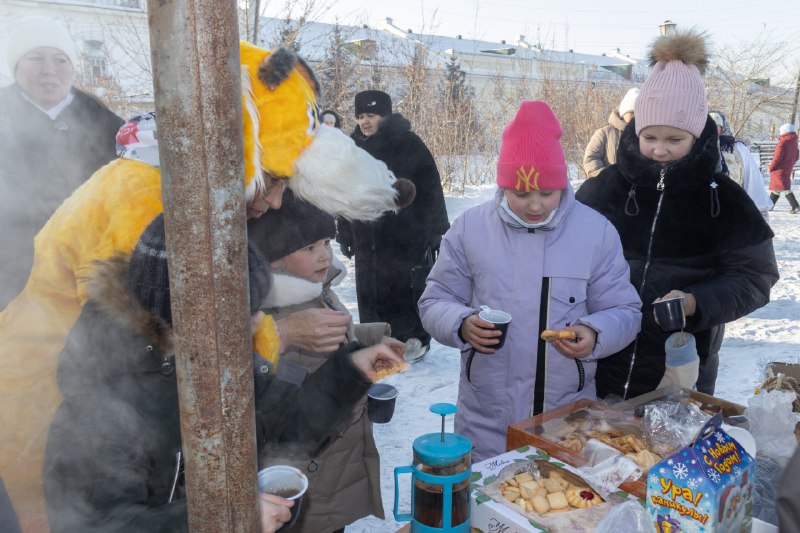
<box><xmin>145</xmin><ymin>1</ymin><xmax>259</xmax><ymax>531</ymax></box>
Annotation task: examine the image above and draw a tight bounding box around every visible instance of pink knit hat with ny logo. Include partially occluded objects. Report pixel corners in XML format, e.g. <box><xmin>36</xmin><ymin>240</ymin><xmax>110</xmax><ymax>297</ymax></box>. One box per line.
<box><xmin>496</xmin><ymin>101</ymin><xmax>568</xmax><ymax>191</ymax></box>
<box><xmin>634</xmin><ymin>29</ymin><xmax>710</xmax><ymax>138</ymax></box>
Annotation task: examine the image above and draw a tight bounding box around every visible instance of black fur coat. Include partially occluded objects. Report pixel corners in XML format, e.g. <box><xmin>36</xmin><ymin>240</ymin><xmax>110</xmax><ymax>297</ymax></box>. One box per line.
<box><xmin>576</xmin><ymin>117</ymin><xmax>778</xmax><ymax>399</ymax></box>
<box><xmin>338</xmin><ymin>113</ymin><xmax>449</xmax><ymax>342</ymax></box>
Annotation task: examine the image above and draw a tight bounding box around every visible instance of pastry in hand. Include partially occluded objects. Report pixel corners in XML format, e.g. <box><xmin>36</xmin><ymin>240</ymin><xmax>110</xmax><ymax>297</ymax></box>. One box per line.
<box><xmin>540</xmin><ymin>329</ymin><xmax>577</xmax><ymax>343</ymax></box>
<box><xmin>372</xmin><ymin>361</ymin><xmax>410</xmax><ymax>382</ymax></box>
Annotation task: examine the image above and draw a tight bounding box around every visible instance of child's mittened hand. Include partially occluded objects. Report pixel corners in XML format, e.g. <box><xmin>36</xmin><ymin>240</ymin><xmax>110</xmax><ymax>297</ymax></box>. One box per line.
<box><xmin>552</xmin><ymin>325</ymin><xmax>596</xmax><ymax>359</ymax></box>
<box><xmin>460</xmin><ymin>314</ymin><xmax>502</xmax><ymax>354</ymax></box>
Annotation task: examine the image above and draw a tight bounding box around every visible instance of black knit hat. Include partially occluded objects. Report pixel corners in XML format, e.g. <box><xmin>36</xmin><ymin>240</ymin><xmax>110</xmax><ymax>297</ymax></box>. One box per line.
<box><xmin>354</xmin><ymin>90</ymin><xmax>392</xmax><ymax>117</ymax></box>
<box><xmin>126</xmin><ymin>215</ymin><xmax>172</xmax><ymax>324</ymax></box>
<box><xmin>127</xmin><ymin>214</ymin><xmax>272</xmax><ymax>324</ymax></box>
<box><xmin>248</xmin><ymin>189</ymin><xmax>336</xmax><ymax>262</ymax></box>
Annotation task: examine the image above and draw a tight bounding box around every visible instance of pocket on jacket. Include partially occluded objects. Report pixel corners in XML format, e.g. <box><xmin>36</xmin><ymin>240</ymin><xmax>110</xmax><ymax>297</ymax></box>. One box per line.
<box><xmin>548</xmin><ymin>277</ymin><xmax>589</xmax><ymax>325</ymax></box>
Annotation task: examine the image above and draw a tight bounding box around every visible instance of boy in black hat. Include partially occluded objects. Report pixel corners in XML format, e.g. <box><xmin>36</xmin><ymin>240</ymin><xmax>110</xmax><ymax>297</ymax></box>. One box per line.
<box><xmin>43</xmin><ymin>214</ymin><xmax>404</xmax><ymax>533</ymax></box>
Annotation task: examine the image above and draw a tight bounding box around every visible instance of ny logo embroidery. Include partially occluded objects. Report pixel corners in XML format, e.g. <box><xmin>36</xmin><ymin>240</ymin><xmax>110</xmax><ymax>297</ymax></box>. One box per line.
<box><xmin>515</xmin><ymin>166</ymin><xmax>539</xmax><ymax>191</ymax></box>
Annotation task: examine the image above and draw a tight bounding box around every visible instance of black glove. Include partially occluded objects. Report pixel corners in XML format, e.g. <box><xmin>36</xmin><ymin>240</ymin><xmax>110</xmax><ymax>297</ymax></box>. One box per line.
<box><xmin>428</xmin><ymin>235</ymin><xmax>442</xmax><ymax>261</ymax></box>
<box><xmin>340</xmin><ymin>243</ymin><xmax>354</xmax><ymax>259</ymax></box>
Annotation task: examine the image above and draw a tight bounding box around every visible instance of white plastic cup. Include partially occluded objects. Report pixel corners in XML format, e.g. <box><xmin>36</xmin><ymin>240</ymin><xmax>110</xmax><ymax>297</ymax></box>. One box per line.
<box><xmin>257</xmin><ymin>466</ymin><xmax>308</xmax><ymax>531</ymax></box>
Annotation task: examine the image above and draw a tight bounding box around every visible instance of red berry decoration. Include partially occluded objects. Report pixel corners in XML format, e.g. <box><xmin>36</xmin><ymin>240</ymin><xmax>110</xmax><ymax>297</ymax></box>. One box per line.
<box><xmin>579</xmin><ymin>490</ymin><xmax>594</xmax><ymax>500</ymax></box>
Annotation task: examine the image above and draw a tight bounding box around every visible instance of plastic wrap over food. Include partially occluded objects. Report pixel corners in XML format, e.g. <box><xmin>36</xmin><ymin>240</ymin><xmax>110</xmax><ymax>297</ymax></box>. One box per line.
<box><xmin>574</xmin><ymin>439</ymin><xmax>642</xmax><ymax>498</ymax></box>
<box><xmin>595</xmin><ymin>499</ymin><xmax>651</xmax><ymax>533</ymax></box>
<box><xmin>746</xmin><ymin>389</ymin><xmax>798</xmax><ymax>464</ymax></box>
<box><xmin>642</xmin><ymin>399</ymin><xmax>711</xmax><ymax>456</ymax></box>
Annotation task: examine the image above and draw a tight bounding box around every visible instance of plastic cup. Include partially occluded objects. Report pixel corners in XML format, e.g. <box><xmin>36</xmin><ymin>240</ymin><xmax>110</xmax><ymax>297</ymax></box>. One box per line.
<box><xmin>367</xmin><ymin>383</ymin><xmax>398</xmax><ymax>424</ymax></box>
<box><xmin>257</xmin><ymin>466</ymin><xmax>308</xmax><ymax>531</ymax></box>
<box><xmin>478</xmin><ymin>306</ymin><xmax>512</xmax><ymax>349</ymax></box>
<box><xmin>404</xmin><ymin>338</ymin><xmax>427</xmax><ymax>364</ymax></box>
<box><xmin>653</xmin><ymin>297</ymin><xmax>686</xmax><ymax>331</ymax></box>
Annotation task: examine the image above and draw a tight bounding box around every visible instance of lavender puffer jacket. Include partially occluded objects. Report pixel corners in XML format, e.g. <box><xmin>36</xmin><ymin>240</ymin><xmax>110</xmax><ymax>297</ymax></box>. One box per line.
<box><xmin>419</xmin><ymin>185</ymin><xmax>642</xmax><ymax>461</ymax></box>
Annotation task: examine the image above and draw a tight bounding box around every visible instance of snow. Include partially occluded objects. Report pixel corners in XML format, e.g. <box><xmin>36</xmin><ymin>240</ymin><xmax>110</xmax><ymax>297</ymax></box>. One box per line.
<box><xmin>337</xmin><ymin>181</ymin><xmax>800</xmax><ymax>532</ymax></box>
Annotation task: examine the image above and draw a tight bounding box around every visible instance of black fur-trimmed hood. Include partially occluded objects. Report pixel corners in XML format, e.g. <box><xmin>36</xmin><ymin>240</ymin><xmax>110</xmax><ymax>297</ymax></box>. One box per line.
<box><xmin>83</xmin><ymin>255</ymin><xmax>174</xmax><ymax>353</ymax></box>
<box><xmin>577</xmin><ymin>116</ymin><xmax>774</xmax><ymax>256</ymax></box>
<box><xmin>617</xmin><ymin>115</ymin><xmax>720</xmax><ymax>189</ymax></box>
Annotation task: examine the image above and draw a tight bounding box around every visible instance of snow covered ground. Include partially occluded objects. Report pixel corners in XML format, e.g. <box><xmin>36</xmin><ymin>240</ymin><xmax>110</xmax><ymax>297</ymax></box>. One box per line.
<box><xmin>339</xmin><ymin>181</ymin><xmax>800</xmax><ymax>532</ymax></box>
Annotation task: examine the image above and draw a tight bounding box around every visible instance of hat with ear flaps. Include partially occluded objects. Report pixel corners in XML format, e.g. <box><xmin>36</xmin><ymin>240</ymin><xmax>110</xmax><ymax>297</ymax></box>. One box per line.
<box><xmin>634</xmin><ymin>29</ymin><xmax>710</xmax><ymax>138</ymax></box>
<box><xmin>238</xmin><ymin>42</ymin><xmax>416</xmax><ymax>220</ymax></box>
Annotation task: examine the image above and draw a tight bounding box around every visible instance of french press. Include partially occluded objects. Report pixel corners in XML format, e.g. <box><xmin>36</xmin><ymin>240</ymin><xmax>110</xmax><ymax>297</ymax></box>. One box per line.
<box><xmin>393</xmin><ymin>403</ymin><xmax>472</xmax><ymax>532</ymax></box>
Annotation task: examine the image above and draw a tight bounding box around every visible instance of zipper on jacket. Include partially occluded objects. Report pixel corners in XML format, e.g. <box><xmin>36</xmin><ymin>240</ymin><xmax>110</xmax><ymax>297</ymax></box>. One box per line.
<box><xmin>623</xmin><ymin>167</ymin><xmax>665</xmax><ymax>399</ymax></box>
<box><xmin>532</xmin><ymin>278</ymin><xmax>551</xmax><ymax>416</ymax></box>
<box><xmin>575</xmin><ymin>359</ymin><xmax>585</xmax><ymax>393</ymax></box>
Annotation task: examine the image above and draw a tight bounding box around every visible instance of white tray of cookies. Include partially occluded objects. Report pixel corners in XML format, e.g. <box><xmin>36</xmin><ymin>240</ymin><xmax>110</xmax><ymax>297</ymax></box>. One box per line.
<box><xmin>476</xmin><ymin>459</ymin><xmax>631</xmax><ymax>532</ymax></box>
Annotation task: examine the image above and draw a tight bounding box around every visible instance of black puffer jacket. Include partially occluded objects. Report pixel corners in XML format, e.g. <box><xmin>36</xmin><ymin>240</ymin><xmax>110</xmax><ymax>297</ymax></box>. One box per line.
<box><xmin>43</xmin><ymin>257</ymin><xmax>371</xmax><ymax>533</ymax></box>
<box><xmin>576</xmin><ymin>117</ymin><xmax>778</xmax><ymax>399</ymax></box>
<box><xmin>338</xmin><ymin>114</ymin><xmax>449</xmax><ymax>342</ymax></box>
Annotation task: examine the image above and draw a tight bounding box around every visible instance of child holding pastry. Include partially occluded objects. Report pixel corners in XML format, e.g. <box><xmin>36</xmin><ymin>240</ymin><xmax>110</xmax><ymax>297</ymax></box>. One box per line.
<box><xmin>418</xmin><ymin>101</ymin><xmax>642</xmax><ymax>461</ymax></box>
<box><xmin>248</xmin><ymin>190</ymin><xmax>405</xmax><ymax>533</ymax></box>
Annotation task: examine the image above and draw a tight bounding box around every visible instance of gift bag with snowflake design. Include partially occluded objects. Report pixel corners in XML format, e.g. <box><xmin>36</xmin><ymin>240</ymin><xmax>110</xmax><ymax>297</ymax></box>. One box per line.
<box><xmin>646</xmin><ymin>413</ymin><xmax>755</xmax><ymax>533</ymax></box>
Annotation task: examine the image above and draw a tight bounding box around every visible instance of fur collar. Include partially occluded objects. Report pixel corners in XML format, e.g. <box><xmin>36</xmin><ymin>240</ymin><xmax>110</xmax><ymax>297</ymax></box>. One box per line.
<box><xmin>265</xmin><ymin>273</ymin><xmax>322</xmax><ymax>308</ymax></box>
<box><xmin>617</xmin><ymin>116</ymin><xmax>719</xmax><ymax>190</ymax></box>
<box><xmin>84</xmin><ymin>255</ymin><xmax>174</xmax><ymax>352</ymax></box>
<box><xmin>352</xmin><ymin>113</ymin><xmax>412</xmax><ymax>144</ymax></box>
<box><xmin>264</xmin><ymin>256</ymin><xmax>347</xmax><ymax>308</ymax></box>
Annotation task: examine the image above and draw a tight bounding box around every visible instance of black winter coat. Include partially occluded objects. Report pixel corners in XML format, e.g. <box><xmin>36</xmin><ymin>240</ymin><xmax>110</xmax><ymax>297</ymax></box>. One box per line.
<box><xmin>43</xmin><ymin>257</ymin><xmax>371</xmax><ymax>533</ymax></box>
<box><xmin>576</xmin><ymin>117</ymin><xmax>778</xmax><ymax>400</ymax></box>
<box><xmin>0</xmin><ymin>84</ymin><xmax>124</xmax><ymax>309</ymax></box>
<box><xmin>337</xmin><ymin>114</ymin><xmax>449</xmax><ymax>342</ymax></box>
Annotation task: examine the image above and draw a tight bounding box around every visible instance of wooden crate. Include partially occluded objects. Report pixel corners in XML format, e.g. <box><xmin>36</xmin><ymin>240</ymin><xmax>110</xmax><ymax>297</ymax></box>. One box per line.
<box><xmin>505</xmin><ymin>389</ymin><xmax>746</xmax><ymax>499</ymax></box>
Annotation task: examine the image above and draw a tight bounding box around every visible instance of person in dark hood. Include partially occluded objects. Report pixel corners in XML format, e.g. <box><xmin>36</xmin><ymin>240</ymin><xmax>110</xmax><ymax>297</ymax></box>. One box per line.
<box><xmin>575</xmin><ymin>30</ymin><xmax>778</xmax><ymax>399</ymax></box>
<box><xmin>42</xmin><ymin>215</ymin><xmax>405</xmax><ymax>533</ymax></box>
<box><xmin>336</xmin><ymin>90</ymin><xmax>450</xmax><ymax>353</ymax></box>
<box><xmin>0</xmin><ymin>16</ymin><xmax>124</xmax><ymax>309</ymax></box>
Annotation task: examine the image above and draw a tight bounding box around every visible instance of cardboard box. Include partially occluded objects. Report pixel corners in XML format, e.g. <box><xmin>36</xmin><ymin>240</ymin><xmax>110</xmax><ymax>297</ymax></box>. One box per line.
<box><xmin>646</xmin><ymin>415</ymin><xmax>755</xmax><ymax>533</ymax></box>
<box><xmin>505</xmin><ymin>389</ymin><xmax>747</xmax><ymax>499</ymax></box>
<box><xmin>768</xmin><ymin>361</ymin><xmax>800</xmax><ymax>382</ymax></box>
<box><xmin>470</xmin><ymin>446</ymin><xmax>638</xmax><ymax>533</ymax></box>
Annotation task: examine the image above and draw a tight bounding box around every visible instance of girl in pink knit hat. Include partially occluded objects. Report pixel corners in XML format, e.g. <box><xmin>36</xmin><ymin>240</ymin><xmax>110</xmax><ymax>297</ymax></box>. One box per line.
<box><xmin>576</xmin><ymin>29</ymin><xmax>778</xmax><ymax>400</ymax></box>
<box><xmin>418</xmin><ymin>100</ymin><xmax>642</xmax><ymax>461</ymax></box>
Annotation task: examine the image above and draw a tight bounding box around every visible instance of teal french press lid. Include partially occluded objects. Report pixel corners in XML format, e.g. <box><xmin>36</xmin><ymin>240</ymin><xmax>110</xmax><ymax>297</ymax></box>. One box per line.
<box><xmin>412</xmin><ymin>403</ymin><xmax>472</xmax><ymax>466</ymax></box>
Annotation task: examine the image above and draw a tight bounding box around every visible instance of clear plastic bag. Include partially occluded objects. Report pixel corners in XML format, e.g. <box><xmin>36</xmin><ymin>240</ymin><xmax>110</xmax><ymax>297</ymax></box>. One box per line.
<box><xmin>575</xmin><ymin>439</ymin><xmax>642</xmax><ymax>499</ymax></box>
<box><xmin>746</xmin><ymin>390</ymin><xmax>797</xmax><ymax>464</ymax></box>
<box><xmin>642</xmin><ymin>399</ymin><xmax>711</xmax><ymax>456</ymax></box>
<box><xmin>594</xmin><ymin>500</ymin><xmax>650</xmax><ymax>533</ymax></box>
<box><xmin>752</xmin><ymin>454</ymin><xmax>784</xmax><ymax>526</ymax></box>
